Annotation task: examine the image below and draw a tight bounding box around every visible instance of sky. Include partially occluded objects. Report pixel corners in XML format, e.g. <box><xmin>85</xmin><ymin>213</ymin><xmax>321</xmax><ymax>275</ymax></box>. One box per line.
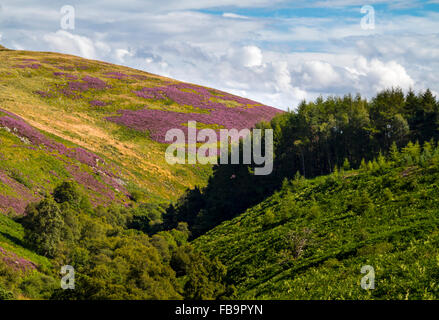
<box><xmin>0</xmin><ymin>0</ymin><xmax>438</xmax><ymax>110</ymax></box>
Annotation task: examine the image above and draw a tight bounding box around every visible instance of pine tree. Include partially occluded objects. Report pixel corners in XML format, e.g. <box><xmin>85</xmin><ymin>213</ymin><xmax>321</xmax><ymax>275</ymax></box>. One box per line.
<box><xmin>343</xmin><ymin>158</ymin><xmax>351</xmax><ymax>171</ymax></box>
<box><xmin>360</xmin><ymin>158</ymin><xmax>367</xmax><ymax>171</ymax></box>
<box><xmin>377</xmin><ymin>152</ymin><xmax>387</xmax><ymax>168</ymax></box>
<box><xmin>390</xmin><ymin>142</ymin><xmax>400</xmax><ymax>164</ymax></box>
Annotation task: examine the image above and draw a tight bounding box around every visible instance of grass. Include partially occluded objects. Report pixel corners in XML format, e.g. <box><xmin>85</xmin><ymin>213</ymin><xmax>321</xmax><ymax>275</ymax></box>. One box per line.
<box><xmin>0</xmin><ymin>117</ymin><xmax>129</xmax><ymax>210</ymax></box>
<box><xmin>0</xmin><ymin>214</ymin><xmax>51</xmax><ymax>269</ymax></box>
<box><xmin>0</xmin><ymin>49</ymin><xmax>214</xmax><ymax>201</ymax></box>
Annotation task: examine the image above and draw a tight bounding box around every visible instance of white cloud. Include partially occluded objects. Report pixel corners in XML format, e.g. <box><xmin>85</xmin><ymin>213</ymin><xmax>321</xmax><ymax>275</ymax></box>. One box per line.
<box><xmin>223</xmin><ymin>12</ymin><xmax>249</xmax><ymax>19</ymax></box>
<box><xmin>43</xmin><ymin>30</ymin><xmax>98</xmax><ymax>59</ymax></box>
<box><xmin>301</xmin><ymin>61</ymin><xmax>341</xmax><ymax>87</ymax></box>
<box><xmin>115</xmin><ymin>48</ymin><xmax>134</xmax><ymax>63</ymax></box>
<box><xmin>222</xmin><ymin>12</ymin><xmax>249</xmax><ymax>19</ymax></box>
<box><xmin>239</xmin><ymin>46</ymin><xmax>263</xmax><ymax>68</ymax></box>
<box><xmin>355</xmin><ymin>58</ymin><xmax>415</xmax><ymax>91</ymax></box>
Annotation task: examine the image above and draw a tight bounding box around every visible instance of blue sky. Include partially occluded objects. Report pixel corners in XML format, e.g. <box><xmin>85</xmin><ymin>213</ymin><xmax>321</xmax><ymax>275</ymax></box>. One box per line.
<box><xmin>1</xmin><ymin>0</ymin><xmax>438</xmax><ymax>109</ymax></box>
<box><xmin>200</xmin><ymin>1</ymin><xmax>438</xmax><ymax>18</ymax></box>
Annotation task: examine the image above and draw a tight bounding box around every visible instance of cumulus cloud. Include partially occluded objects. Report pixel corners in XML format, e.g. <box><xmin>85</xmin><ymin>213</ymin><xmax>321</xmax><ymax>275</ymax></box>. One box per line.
<box><xmin>355</xmin><ymin>58</ymin><xmax>415</xmax><ymax>92</ymax></box>
<box><xmin>228</xmin><ymin>46</ymin><xmax>263</xmax><ymax>68</ymax></box>
<box><xmin>115</xmin><ymin>48</ymin><xmax>134</xmax><ymax>63</ymax></box>
<box><xmin>287</xmin><ymin>56</ymin><xmax>414</xmax><ymax>97</ymax></box>
<box><xmin>43</xmin><ymin>30</ymin><xmax>99</xmax><ymax>59</ymax></box>
<box><xmin>301</xmin><ymin>61</ymin><xmax>341</xmax><ymax>88</ymax></box>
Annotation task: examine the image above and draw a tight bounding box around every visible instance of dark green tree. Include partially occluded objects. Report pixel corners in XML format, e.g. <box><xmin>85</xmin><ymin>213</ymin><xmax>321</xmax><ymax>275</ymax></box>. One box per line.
<box><xmin>22</xmin><ymin>197</ymin><xmax>65</xmax><ymax>258</ymax></box>
<box><xmin>53</xmin><ymin>181</ymin><xmax>81</xmax><ymax>208</ymax></box>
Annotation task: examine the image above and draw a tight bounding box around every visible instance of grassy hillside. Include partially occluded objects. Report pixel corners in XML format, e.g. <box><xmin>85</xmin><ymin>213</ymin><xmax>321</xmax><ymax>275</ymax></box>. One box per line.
<box><xmin>0</xmin><ymin>108</ymin><xmax>132</xmax><ymax>213</ymax></box>
<box><xmin>0</xmin><ymin>48</ymin><xmax>280</xmax><ymax>207</ymax></box>
<box><xmin>194</xmin><ymin>143</ymin><xmax>439</xmax><ymax>299</ymax></box>
<box><xmin>0</xmin><ymin>47</ymin><xmax>281</xmax><ymax>300</ymax></box>
<box><xmin>2</xmin><ymin>46</ymin><xmax>437</xmax><ymax>301</ymax></box>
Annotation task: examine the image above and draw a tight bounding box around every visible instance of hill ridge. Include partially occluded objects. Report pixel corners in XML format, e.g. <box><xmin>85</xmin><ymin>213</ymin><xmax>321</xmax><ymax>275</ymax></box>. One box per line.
<box><xmin>0</xmin><ymin>47</ymin><xmax>281</xmax><ymax>206</ymax></box>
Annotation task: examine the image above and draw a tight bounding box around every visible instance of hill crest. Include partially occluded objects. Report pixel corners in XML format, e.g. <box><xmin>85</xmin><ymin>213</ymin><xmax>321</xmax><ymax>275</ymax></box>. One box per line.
<box><xmin>0</xmin><ymin>48</ymin><xmax>281</xmax><ymax>208</ymax></box>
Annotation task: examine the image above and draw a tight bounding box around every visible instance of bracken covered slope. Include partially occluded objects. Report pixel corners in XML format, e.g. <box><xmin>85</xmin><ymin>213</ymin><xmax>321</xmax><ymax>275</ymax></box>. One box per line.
<box><xmin>0</xmin><ymin>46</ymin><xmax>281</xmax><ymax>210</ymax></box>
<box><xmin>194</xmin><ymin>148</ymin><xmax>439</xmax><ymax>299</ymax></box>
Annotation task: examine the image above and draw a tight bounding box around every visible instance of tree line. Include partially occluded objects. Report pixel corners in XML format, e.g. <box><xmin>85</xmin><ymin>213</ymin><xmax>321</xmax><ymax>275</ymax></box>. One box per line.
<box><xmin>162</xmin><ymin>88</ymin><xmax>439</xmax><ymax>237</ymax></box>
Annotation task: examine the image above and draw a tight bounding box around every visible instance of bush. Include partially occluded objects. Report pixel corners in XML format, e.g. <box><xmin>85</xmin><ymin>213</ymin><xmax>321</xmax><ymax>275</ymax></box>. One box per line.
<box><xmin>19</xmin><ymin>273</ymin><xmax>58</xmax><ymax>299</ymax></box>
<box><xmin>0</xmin><ymin>286</ymin><xmax>13</xmax><ymax>300</ymax></box>
<box><xmin>22</xmin><ymin>197</ymin><xmax>65</xmax><ymax>258</ymax></box>
<box><xmin>262</xmin><ymin>209</ymin><xmax>275</xmax><ymax>228</ymax></box>
<box><xmin>53</xmin><ymin>181</ymin><xmax>81</xmax><ymax>207</ymax></box>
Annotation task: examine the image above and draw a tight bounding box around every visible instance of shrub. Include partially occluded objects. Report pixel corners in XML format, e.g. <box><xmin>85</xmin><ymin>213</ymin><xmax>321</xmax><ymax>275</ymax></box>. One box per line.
<box><xmin>262</xmin><ymin>209</ymin><xmax>275</xmax><ymax>228</ymax></box>
<box><xmin>53</xmin><ymin>181</ymin><xmax>81</xmax><ymax>206</ymax></box>
<box><xmin>284</xmin><ymin>228</ymin><xmax>313</xmax><ymax>259</ymax></box>
<box><xmin>0</xmin><ymin>286</ymin><xmax>13</xmax><ymax>300</ymax></box>
<box><xmin>22</xmin><ymin>197</ymin><xmax>65</xmax><ymax>258</ymax></box>
<box><xmin>19</xmin><ymin>273</ymin><xmax>58</xmax><ymax>299</ymax></box>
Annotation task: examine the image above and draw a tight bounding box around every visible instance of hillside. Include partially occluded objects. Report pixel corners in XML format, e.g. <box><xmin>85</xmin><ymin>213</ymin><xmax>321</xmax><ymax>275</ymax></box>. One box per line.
<box><xmin>0</xmin><ymin>47</ymin><xmax>281</xmax><ymax>213</ymax></box>
<box><xmin>0</xmin><ymin>46</ymin><xmax>282</xmax><ymax>300</ymax></box>
<box><xmin>1</xmin><ymin>46</ymin><xmax>438</xmax><ymax>301</ymax></box>
<box><xmin>194</xmin><ymin>144</ymin><xmax>439</xmax><ymax>299</ymax></box>
<box><xmin>161</xmin><ymin>88</ymin><xmax>439</xmax><ymax>238</ymax></box>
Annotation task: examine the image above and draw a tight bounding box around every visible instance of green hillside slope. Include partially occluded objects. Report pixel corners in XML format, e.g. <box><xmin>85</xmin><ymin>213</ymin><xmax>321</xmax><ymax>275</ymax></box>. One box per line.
<box><xmin>0</xmin><ymin>47</ymin><xmax>280</xmax><ymax>208</ymax></box>
<box><xmin>0</xmin><ymin>47</ymin><xmax>281</xmax><ymax>300</ymax></box>
<box><xmin>1</xmin><ymin>45</ymin><xmax>438</xmax><ymax>301</ymax></box>
<box><xmin>194</xmin><ymin>143</ymin><xmax>439</xmax><ymax>299</ymax></box>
